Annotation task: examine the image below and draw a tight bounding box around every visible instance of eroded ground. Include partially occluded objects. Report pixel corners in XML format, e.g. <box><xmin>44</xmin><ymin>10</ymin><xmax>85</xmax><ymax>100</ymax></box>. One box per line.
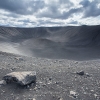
<box><xmin>0</xmin><ymin>52</ymin><xmax>100</xmax><ymax>100</ymax></box>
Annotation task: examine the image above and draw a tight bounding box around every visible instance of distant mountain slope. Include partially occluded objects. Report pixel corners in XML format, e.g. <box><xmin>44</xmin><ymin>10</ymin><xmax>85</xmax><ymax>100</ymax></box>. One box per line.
<box><xmin>0</xmin><ymin>25</ymin><xmax>100</xmax><ymax>46</ymax></box>
<box><xmin>0</xmin><ymin>25</ymin><xmax>100</xmax><ymax>60</ymax></box>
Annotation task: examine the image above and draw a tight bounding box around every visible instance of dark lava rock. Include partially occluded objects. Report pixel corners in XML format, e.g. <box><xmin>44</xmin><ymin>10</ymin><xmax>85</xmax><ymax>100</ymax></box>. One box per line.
<box><xmin>76</xmin><ymin>71</ymin><xmax>84</xmax><ymax>76</ymax></box>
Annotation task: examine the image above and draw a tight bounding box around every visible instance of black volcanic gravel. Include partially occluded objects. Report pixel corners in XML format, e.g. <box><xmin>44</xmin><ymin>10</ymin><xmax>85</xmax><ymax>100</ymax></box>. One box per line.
<box><xmin>0</xmin><ymin>52</ymin><xmax>100</xmax><ymax>100</ymax></box>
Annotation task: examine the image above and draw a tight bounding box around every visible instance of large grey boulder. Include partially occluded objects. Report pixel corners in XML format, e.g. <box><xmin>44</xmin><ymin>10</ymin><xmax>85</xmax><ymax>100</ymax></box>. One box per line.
<box><xmin>2</xmin><ymin>71</ymin><xmax>36</xmax><ymax>86</ymax></box>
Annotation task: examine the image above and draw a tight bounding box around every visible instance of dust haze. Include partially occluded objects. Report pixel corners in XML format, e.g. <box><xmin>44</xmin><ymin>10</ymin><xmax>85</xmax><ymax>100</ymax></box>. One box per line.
<box><xmin>0</xmin><ymin>25</ymin><xmax>100</xmax><ymax>60</ymax></box>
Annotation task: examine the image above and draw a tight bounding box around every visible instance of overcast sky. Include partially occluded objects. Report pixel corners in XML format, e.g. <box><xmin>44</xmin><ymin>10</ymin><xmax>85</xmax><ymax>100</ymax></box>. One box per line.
<box><xmin>0</xmin><ymin>0</ymin><xmax>100</xmax><ymax>27</ymax></box>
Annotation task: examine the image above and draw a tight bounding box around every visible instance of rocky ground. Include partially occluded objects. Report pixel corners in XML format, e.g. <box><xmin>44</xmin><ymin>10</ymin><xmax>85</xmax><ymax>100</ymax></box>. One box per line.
<box><xmin>0</xmin><ymin>51</ymin><xmax>100</xmax><ymax>100</ymax></box>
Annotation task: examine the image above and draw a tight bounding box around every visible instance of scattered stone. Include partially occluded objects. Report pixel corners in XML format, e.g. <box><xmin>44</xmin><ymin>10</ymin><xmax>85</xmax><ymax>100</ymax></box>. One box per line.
<box><xmin>34</xmin><ymin>87</ymin><xmax>37</xmax><ymax>90</ymax></box>
<box><xmin>1</xmin><ymin>90</ymin><xmax>5</xmax><ymax>93</ymax></box>
<box><xmin>10</xmin><ymin>68</ymin><xmax>16</xmax><ymax>71</ymax></box>
<box><xmin>39</xmin><ymin>81</ymin><xmax>43</xmax><ymax>84</ymax></box>
<box><xmin>59</xmin><ymin>97</ymin><xmax>63</xmax><ymax>100</ymax></box>
<box><xmin>0</xmin><ymin>80</ymin><xmax>6</xmax><ymax>85</ymax></box>
<box><xmin>70</xmin><ymin>91</ymin><xmax>78</xmax><ymax>98</ymax></box>
<box><xmin>27</xmin><ymin>85</ymin><xmax>30</xmax><ymax>89</ymax></box>
<box><xmin>42</xmin><ymin>84</ymin><xmax>46</xmax><ymax>87</ymax></box>
<box><xmin>29</xmin><ymin>89</ymin><xmax>32</xmax><ymax>91</ymax></box>
<box><xmin>90</xmin><ymin>90</ymin><xmax>94</xmax><ymax>92</ymax></box>
<box><xmin>49</xmin><ymin>77</ymin><xmax>52</xmax><ymax>80</ymax></box>
<box><xmin>2</xmin><ymin>71</ymin><xmax>36</xmax><ymax>85</ymax></box>
<box><xmin>75</xmin><ymin>61</ymin><xmax>78</xmax><ymax>64</ymax></box>
<box><xmin>76</xmin><ymin>71</ymin><xmax>84</xmax><ymax>76</ymax></box>
<box><xmin>47</xmin><ymin>81</ymin><xmax>52</xmax><ymax>84</ymax></box>
<box><xmin>28</xmin><ymin>98</ymin><xmax>32</xmax><ymax>100</ymax></box>
<box><xmin>85</xmin><ymin>73</ymin><xmax>90</xmax><ymax>77</ymax></box>
<box><xmin>94</xmin><ymin>94</ymin><xmax>98</xmax><ymax>98</ymax></box>
<box><xmin>83</xmin><ymin>92</ymin><xmax>87</xmax><ymax>94</ymax></box>
<box><xmin>37</xmin><ymin>87</ymin><xmax>40</xmax><ymax>89</ymax></box>
<box><xmin>15</xmin><ymin>57</ymin><xmax>23</xmax><ymax>61</ymax></box>
<box><xmin>55</xmin><ymin>81</ymin><xmax>59</xmax><ymax>84</ymax></box>
<box><xmin>32</xmin><ymin>98</ymin><xmax>36</xmax><ymax>100</ymax></box>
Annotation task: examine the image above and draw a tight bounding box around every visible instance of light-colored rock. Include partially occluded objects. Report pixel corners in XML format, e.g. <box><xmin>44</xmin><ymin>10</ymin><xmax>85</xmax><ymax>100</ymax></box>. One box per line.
<box><xmin>32</xmin><ymin>98</ymin><xmax>36</xmax><ymax>100</ymax></box>
<box><xmin>70</xmin><ymin>90</ymin><xmax>78</xmax><ymax>98</ymax></box>
<box><xmin>59</xmin><ymin>97</ymin><xmax>63</xmax><ymax>100</ymax></box>
<box><xmin>94</xmin><ymin>94</ymin><xmax>98</xmax><ymax>98</ymax></box>
<box><xmin>3</xmin><ymin>71</ymin><xmax>36</xmax><ymax>85</ymax></box>
<box><xmin>15</xmin><ymin>57</ymin><xmax>23</xmax><ymax>61</ymax></box>
<box><xmin>0</xmin><ymin>80</ymin><xmax>6</xmax><ymax>85</ymax></box>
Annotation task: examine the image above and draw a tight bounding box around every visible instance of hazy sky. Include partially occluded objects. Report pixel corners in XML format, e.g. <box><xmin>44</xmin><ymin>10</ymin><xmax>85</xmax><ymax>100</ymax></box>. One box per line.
<box><xmin>0</xmin><ymin>0</ymin><xmax>100</xmax><ymax>27</ymax></box>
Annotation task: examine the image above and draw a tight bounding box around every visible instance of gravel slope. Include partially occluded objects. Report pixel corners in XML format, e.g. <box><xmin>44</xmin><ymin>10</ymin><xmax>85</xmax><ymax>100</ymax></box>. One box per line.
<box><xmin>0</xmin><ymin>51</ymin><xmax>100</xmax><ymax>100</ymax></box>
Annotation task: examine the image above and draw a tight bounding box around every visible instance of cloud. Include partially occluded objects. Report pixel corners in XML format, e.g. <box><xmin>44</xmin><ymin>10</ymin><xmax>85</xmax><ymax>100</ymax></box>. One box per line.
<box><xmin>68</xmin><ymin>20</ymin><xmax>78</xmax><ymax>25</ymax></box>
<box><xmin>36</xmin><ymin>19</ymin><xmax>64</xmax><ymax>26</ymax></box>
<box><xmin>0</xmin><ymin>0</ymin><xmax>77</xmax><ymax>19</ymax></box>
<box><xmin>0</xmin><ymin>0</ymin><xmax>100</xmax><ymax>27</ymax></box>
<box><xmin>0</xmin><ymin>0</ymin><xmax>45</xmax><ymax>15</ymax></box>
<box><xmin>80</xmin><ymin>0</ymin><xmax>100</xmax><ymax>17</ymax></box>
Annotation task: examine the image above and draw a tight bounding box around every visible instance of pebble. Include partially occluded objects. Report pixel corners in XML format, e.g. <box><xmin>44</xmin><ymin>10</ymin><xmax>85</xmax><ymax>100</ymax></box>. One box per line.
<box><xmin>70</xmin><ymin>91</ymin><xmax>78</xmax><ymax>98</ymax></box>
<box><xmin>0</xmin><ymin>80</ymin><xmax>6</xmax><ymax>85</ymax></box>
<box><xmin>49</xmin><ymin>77</ymin><xmax>52</xmax><ymax>80</ymax></box>
<box><xmin>32</xmin><ymin>98</ymin><xmax>36</xmax><ymax>100</ymax></box>
<box><xmin>76</xmin><ymin>71</ymin><xmax>84</xmax><ymax>76</ymax></box>
<box><xmin>90</xmin><ymin>90</ymin><xmax>94</xmax><ymax>92</ymax></box>
<box><xmin>85</xmin><ymin>73</ymin><xmax>90</xmax><ymax>77</ymax></box>
<box><xmin>39</xmin><ymin>81</ymin><xmax>43</xmax><ymax>84</ymax></box>
<box><xmin>55</xmin><ymin>81</ymin><xmax>59</xmax><ymax>84</ymax></box>
<box><xmin>27</xmin><ymin>85</ymin><xmax>30</xmax><ymax>89</ymax></box>
<box><xmin>28</xmin><ymin>98</ymin><xmax>32</xmax><ymax>100</ymax></box>
<box><xmin>94</xmin><ymin>94</ymin><xmax>98</xmax><ymax>98</ymax></box>
<box><xmin>29</xmin><ymin>89</ymin><xmax>32</xmax><ymax>91</ymax></box>
<box><xmin>1</xmin><ymin>89</ymin><xmax>5</xmax><ymax>93</ymax></box>
<box><xmin>42</xmin><ymin>84</ymin><xmax>46</xmax><ymax>87</ymax></box>
<box><xmin>59</xmin><ymin>97</ymin><xmax>63</xmax><ymax>100</ymax></box>
<box><xmin>15</xmin><ymin>57</ymin><xmax>23</xmax><ymax>61</ymax></box>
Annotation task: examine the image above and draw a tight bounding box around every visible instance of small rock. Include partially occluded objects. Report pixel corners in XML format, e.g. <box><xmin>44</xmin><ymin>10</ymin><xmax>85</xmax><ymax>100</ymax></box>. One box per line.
<box><xmin>76</xmin><ymin>71</ymin><xmax>84</xmax><ymax>76</ymax></box>
<box><xmin>1</xmin><ymin>90</ymin><xmax>5</xmax><ymax>93</ymax></box>
<box><xmin>75</xmin><ymin>61</ymin><xmax>78</xmax><ymax>64</ymax></box>
<box><xmin>42</xmin><ymin>84</ymin><xmax>46</xmax><ymax>87</ymax></box>
<box><xmin>94</xmin><ymin>94</ymin><xmax>98</xmax><ymax>98</ymax></box>
<box><xmin>34</xmin><ymin>87</ymin><xmax>37</xmax><ymax>90</ymax></box>
<box><xmin>90</xmin><ymin>90</ymin><xmax>94</xmax><ymax>92</ymax></box>
<box><xmin>83</xmin><ymin>92</ymin><xmax>87</xmax><ymax>94</ymax></box>
<box><xmin>28</xmin><ymin>98</ymin><xmax>32</xmax><ymax>100</ymax></box>
<box><xmin>37</xmin><ymin>87</ymin><xmax>40</xmax><ymax>89</ymax></box>
<box><xmin>29</xmin><ymin>89</ymin><xmax>32</xmax><ymax>91</ymax></box>
<box><xmin>59</xmin><ymin>97</ymin><xmax>63</xmax><ymax>100</ymax></box>
<box><xmin>27</xmin><ymin>85</ymin><xmax>30</xmax><ymax>89</ymax></box>
<box><xmin>0</xmin><ymin>80</ymin><xmax>6</xmax><ymax>85</ymax></box>
<box><xmin>70</xmin><ymin>91</ymin><xmax>78</xmax><ymax>98</ymax></box>
<box><xmin>15</xmin><ymin>57</ymin><xmax>23</xmax><ymax>61</ymax></box>
<box><xmin>49</xmin><ymin>77</ymin><xmax>52</xmax><ymax>80</ymax></box>
<box><xmin>32</xmin><ymin>98</ymin><xmax>36</xmax><ymax>100</ymax></box>
<box><xmin>39</xmin><ymin>81</ymin><xmax>43</xmax><ymax>84</ymax></box>
<box><xmin>55</xmin><ymin>82</ymin><xmax>59</xmax><ymax>84</ymax></box>
<box><xmin>86</xmin><ymin>73</ymin><xmax>90</xmax><ymax>77</ymax></box>
<box><xmin>10</xmin><ymin>68</ymin><xmax>16</xmax><ymax>71</ymax></box>
<box><xmin>47</xmin><ymin>81</ymin><xmax>52</xmax><ymax>84</ymax></box>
